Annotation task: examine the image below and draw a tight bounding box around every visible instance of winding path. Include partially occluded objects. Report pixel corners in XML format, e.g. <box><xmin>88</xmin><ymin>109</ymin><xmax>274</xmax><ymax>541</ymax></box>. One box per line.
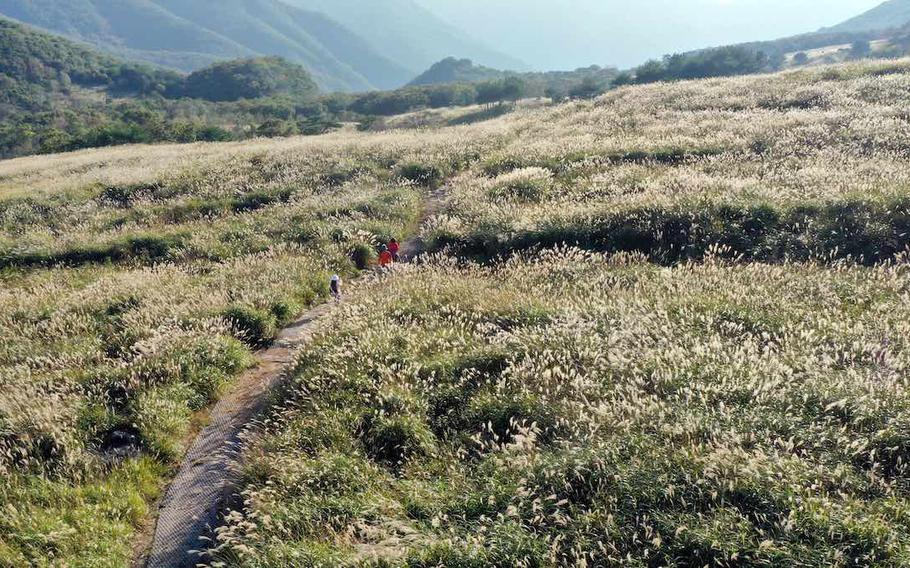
<box><xmin>142</xmin><ymin>189</ymin><xmax>446</xmax><ymax>568</ymax></box>
<box><xmin>144</xmin><ymin>305</ymin><xmax>332</xmax><ymax>568</ymax></box>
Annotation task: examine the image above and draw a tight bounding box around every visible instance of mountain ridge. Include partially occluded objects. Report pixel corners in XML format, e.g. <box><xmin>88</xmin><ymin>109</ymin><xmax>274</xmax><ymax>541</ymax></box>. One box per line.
<box><xmin>824</xmin><ymin>0</ymin><xmax>910</xmax><ymax>33</ymax></box>
<box><xmin>285</xmin><ymin>0</ymin><xmax>526</xmax><ymax>74</ymax></box>
<box><xmin>0</xmin><ymin>0</ymin><xmax>498</xmax><ymax>91</ymax></box>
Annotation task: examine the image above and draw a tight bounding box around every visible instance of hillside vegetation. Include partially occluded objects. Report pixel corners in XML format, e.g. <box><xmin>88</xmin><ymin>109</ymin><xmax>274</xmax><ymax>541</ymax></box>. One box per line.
<box><xmin>176</xmin><ymin>57</ymin><xmax>320</xmax><ymax>102</ymax></box>
<box><xmin>208</xmin><ymin>60</ymin><xmax>910</xmax><ymax>567</ymax></box>
<box><xmin>0</xmin><ymin>17</ymin><xmax>338</xmax><ymax>157</ymax></box>
<box><xmin>0</xmin><ymin>18</ymin><xmax>501</xmax><ymax>159</ymax></box>
<box><xmin>0</xmin><ymin>18</ymin><xmax>603</xmax><ymax>160</ymax></box>
<box><xmin>14</xmin><ymin>2</ymin><xmax>910</xmax><ymax>164</ymax></box>
<box><xmin>0</xmin><ymin>0</ymin><xmax>520</xmax><ymax>92</ymax></box>
<box><xmin>4</xmin><ymin>59</ymin><xmax>910</xmax><ymax>566</ymax></box>
<box><xmin>0</xmin><ymin>17</ymin><xmax>180</xmax><ymax>105</ymax></box>
<box><xmin>407</xmin><ymin>58</ymin><xmax>619</xmax><ymax>102</ymax></box>
<box><xmin>0</xmin><ymin>129</ymin><xmax>494</xmax><ymax>566</ymax></box>
<box><xmin>0</xmin><ymin>0</ymin><xmax>407</xmax><ymax>91</ymax></box>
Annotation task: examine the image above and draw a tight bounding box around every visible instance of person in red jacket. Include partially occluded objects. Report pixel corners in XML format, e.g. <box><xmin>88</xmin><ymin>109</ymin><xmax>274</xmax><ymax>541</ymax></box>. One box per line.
<box><xmin>378</xmin><ymin>244</ymin><xmax>393</xmax><ymax>268</ymax></box>
<box><xmin>388</xmin><ymin>238</ymin><xmax>401</xmax><ymax>262</ymax></box>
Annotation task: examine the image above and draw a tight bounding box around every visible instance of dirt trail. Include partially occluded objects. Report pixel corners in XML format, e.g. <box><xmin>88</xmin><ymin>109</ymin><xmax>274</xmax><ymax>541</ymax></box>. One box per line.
<box><xmin>142</xmin><ymin>188</ymin><xmax>445</xmax><ymax>568</ymax></box>
<box><xmin>142</xmin><ymin>306</ymin><xmax>330</xmax><ymax>568</ymax></box>
<box><xmin>400</xmin><ymin>186</ymin><xmax>447</xmax><ymax>261</ymax></box>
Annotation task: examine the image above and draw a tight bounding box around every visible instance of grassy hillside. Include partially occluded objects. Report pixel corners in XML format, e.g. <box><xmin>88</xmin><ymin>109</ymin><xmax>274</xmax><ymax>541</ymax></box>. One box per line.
<box><xmin>0</xmin><ymin>0</ymin><xmax>410</xmax><ymax>91</ymax></box>
<box><xmin>4</xmin><ymin>58</ymin><xmax>910</xmax><ymax>566</ymax></box>
<box><xmin>0</xmin><ymin>16</ymin><xmax>181</xmax><ymax>104</ymax></box>
<box><xmin>0</xmin><ymin>18</ymin><xmax>342</xmax><ymax>158</ymax></box>
<box><xmin>211</xmin><ymin>254</ymin><xmax>910</xmax><ymax>567</ymax></box>
<box><xmin>427</xmin><ymin>61</ymin><xmax>910</xmax><ymax>263</ymax></box>
<box><xmin>0</xmin><ymin>130</ymin><xmax>493</xmax><ymax>566</ymax></box>
<box><xmin>210</xmin><ymin>60</ymin><xmax>910</xmax><ymax>566</ymax></box>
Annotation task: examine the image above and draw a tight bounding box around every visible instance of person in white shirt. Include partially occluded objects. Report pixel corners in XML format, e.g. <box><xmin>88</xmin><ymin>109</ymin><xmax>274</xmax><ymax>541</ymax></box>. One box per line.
<box><xmin>330</xmin><ymin>274</ymin><xmax>342</xmax><ymax>302</ymax></box>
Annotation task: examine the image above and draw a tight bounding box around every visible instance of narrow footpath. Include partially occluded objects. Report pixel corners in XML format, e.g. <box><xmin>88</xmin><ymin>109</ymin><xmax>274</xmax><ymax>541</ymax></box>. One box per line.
<box><xmin>143</xmin><ymin>306</ymin><xmax>332</xmax><ymax>568</ymax></box>
<box><xmin>142</xmin><ymin>189</ymin><xmax>445</xmax><ymax>568</ymax></box>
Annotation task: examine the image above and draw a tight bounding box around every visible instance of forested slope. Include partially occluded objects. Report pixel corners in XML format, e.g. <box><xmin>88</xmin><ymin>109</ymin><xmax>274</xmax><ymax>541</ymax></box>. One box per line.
<box><xmin>0</xmin><ymin>0</ymin><xmax>410</xmax><ymax>91</ymax></box>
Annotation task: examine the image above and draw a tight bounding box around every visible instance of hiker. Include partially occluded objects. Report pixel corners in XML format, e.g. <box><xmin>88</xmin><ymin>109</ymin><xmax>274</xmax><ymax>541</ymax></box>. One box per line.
<box><xmin>388</xmin><ymin>238</ymin><xmax>400</xmax><ymax>262</ymax></box>
<box><xmin>378</xmin><ymin>244</ymin><xmax>393</xmax><ymax>268</ymax></box>
<box><xmin>329</xmin><ymin>274</ymin><xmax>342</xmax><ymax>301</ymax></box>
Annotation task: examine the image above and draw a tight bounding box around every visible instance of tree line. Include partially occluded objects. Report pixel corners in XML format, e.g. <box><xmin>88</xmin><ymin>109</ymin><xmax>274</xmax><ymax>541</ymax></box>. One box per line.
<box><xmin>5</xmin><ymin>11</ymin><xmax>910</xmax><ymax>160</ymax></box>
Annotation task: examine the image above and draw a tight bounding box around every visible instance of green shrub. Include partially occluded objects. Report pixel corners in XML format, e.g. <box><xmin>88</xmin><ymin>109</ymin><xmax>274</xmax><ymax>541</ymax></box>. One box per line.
<box><xmin>488</xmin><ymin>179</ymin><xmax>551</xmax><ymax>203</ymax></box>
<box><xmin>222</xmin><ymin>305</ymin><xmax>278</xmax><ymax>347</ymax></box>
<box><xmin>0</xmin><ymin>233</ymin><xmax>187</xmax><ymax>269</ymax></box>
<box><xmin>99</xmin><ymin>318</ymin><xmax>145</xmax><ymax>359</ymax></box>
<box><xmin>350</xmin><ymin>243</ymin><xmax>375</xmax><ymax>270</ymax></box>
<box><xmin>490</xmin><ymin>305</ymin><xmax>552</xmax><ymax>331</ymax></box>
<box><xmin>176</xmin><ymin>56</ymin><xmax>318</xmax><ymax>102</ymax></box>
<box><xmin>270</xmin><ymin>300</ymin><xmax>300</xmax><ymax>325</ymax></box>
<box><xmin>181</xmin><ymin>366</ymin><xmax>230</xmax><ymax>410</ymax></box>
<box><xmin>398</xmin><ymin>163</ymin><xmax>443</xmax><ymax>187</ymax></box>
<box><xmin>131</xmin><ymin>384</ymin><xmax>193</xmax><ymax>461</ymax></box>
<box><xmin>99</xmin><ymin>183</ymin><xmax>160</xmax><ymax>207</ymax></box>
<box><xmin>358</xmin><ymin>411</ymin><xmax>436</xmax><ymax>469</ymax></box>
<box><xmin>467</xmin><ymin>391</ymin><xmax>558</xmax><ymax>445</ymax></box>
<box><xmin>407</xmin><ymin>542</ymin><xmax>488</xmax><ymax>568</ymax></box>
<box><xmin>232</xmin><ymin>189</ymin><xmax>292</xmax><ymax>213</ymax></box>
<box><xmin>439</xmin><ymin>198</ymin><xmax>910</xmax><ymax>266</ymax></box>
<box><xmin>481</xmin><ymin>157</ymin><xmax>525</xmax><ymax>177</ymax></box>
<box><xmin>424</xmin><ymin>350</ymin><xmax>512</xmax><ymax>437</ymax></box>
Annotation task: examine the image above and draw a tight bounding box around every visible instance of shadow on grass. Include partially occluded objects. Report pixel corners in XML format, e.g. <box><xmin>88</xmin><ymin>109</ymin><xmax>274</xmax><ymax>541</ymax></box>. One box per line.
<box><xmin>447</xmin><ymin>104</ymin><xmax>514</xmax><ymax>127</ymax></box>
<box><xmin>428</xmin><ymin>198</ymin><xmax>910</xmax><ymax>266</ymax></box>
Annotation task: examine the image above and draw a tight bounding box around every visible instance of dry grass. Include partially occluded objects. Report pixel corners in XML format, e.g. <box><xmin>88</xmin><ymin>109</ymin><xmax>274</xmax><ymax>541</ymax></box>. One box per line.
<box><xmin>424</xmin><ymin>60</ymin><xmax>910</xmax><ymax>262</ymax></box>
<box><xmin>209</xmin><ymin>250</ymin><xmax>910</xmax><ymax>567</ymax></box>
<box><xmin>5</xmin><ymin>58</ymin><xmax>910</xmax><ymax>566</ymax></box>
<box><xmin>0</xmin><ymin>124</ymin><xmax>501</xmax><ymax>566</ymax></box>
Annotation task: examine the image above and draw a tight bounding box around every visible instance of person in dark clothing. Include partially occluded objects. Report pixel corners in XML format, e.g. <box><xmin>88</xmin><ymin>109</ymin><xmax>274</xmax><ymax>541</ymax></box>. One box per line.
<box><xmin>330</xmin><ymin>274</ymin><xmax>342</xmax><ymax>301</ymax></box>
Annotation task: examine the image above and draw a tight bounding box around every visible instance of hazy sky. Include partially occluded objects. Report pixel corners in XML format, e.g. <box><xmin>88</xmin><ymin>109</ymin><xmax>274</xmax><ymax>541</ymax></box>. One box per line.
<box><xmin>414</xmin><ymin>0</ymin><xmax>885</xmax><ymax>70</ymax></box>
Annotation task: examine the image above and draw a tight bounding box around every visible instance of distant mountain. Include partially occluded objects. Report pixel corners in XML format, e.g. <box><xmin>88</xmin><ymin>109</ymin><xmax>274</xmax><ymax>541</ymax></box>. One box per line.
<box><xmin>0</xmin><ymin>0</ymin><xmax>411</xmax><ymax>92</ymax></box>
<box><xmin>620</xmin><ymin>2</ymin><xmax>910</xmax><ymax>87</ymax></box>
<box><xmin>285</xmin><ymin>0</ymin><xmax>525</xmax><ymax>74</ymax></box>
<box><xmin>0</xmin><ymin>16</ymin><xmax>335</xmax><ymax>158</ymax></box>
<box><xmin>825</xmin><ymin>0</ymin><xmax>910</xmax><ymax>33</ymax></box>
<box><xmin>0</xmin><ymin>16</ymin><xmax>179</xmax><ymax>111</ymax></box>
<box><xmin>625</xmin><ymin>0</ymin><xmax>910</xmax><ymax>82</ymax></box>
<box><xmin>408</xmin><ymin>57</ymin><xmax>505</xmax><ymax>86</ymax></box>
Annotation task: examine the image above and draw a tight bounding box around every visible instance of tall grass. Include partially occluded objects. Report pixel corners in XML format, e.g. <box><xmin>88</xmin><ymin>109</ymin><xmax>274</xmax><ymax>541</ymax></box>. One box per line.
<box><xmin>208</xmin><ymin>250</ymin><xmax>910</xmax><ymax>567</ymax></box>
<box><xmin>0</xmin><ymin>128</ymin><xmax>498</xmax><ymax>565</ymax></box>
<box><xmin>6</xmin><ymin>58</ymin><xmax>910</xmax><ymax>565</ymax></box>
<box><xmin>423</xmin><ymin>60</ymin><xmax>910</xmax><ymax>262</ymax></box>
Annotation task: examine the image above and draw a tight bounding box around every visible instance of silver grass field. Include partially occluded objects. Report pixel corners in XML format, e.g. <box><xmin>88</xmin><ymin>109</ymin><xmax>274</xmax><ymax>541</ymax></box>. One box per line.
<box><xmin>3</xmin><ymin>60</ymin><xmax>910</xmax><ymax>566</ymax></box>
